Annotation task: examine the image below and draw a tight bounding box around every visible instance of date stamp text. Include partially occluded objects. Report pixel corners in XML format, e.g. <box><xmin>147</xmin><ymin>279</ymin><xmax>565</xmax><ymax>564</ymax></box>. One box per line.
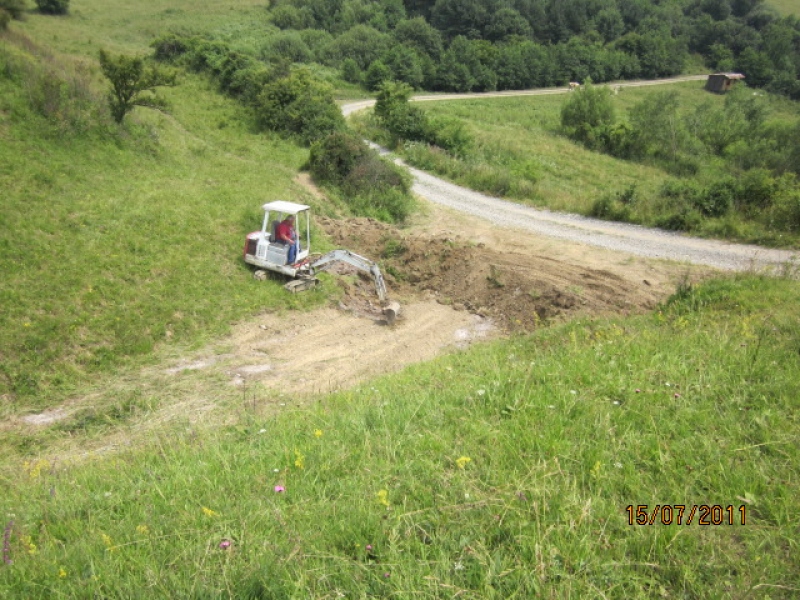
<box><xmin>625</xmin><ymin>504</ymin><xmax>746</xmax><ymax>526</ymax></box>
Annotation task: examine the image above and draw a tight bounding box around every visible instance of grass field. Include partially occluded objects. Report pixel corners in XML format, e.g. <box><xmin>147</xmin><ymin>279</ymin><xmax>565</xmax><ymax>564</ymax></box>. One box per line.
<box><xmin>770</xmin><ymin>0</ymin><xmax>800</xmax><ymax>15</ymax></box>
<box><xmin>1</xmin><ymin>275</ymin><xmax>799</xmax><ymax>598</ymax></box>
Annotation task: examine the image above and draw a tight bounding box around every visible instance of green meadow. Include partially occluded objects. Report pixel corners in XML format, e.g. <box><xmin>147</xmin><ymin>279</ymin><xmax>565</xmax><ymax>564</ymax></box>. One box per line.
<box><xmin>1</xmin><ymin>1</ymin><xmax>800</xmax><ymax>597</ymax></box>
<box><xmin>2</xmin><ymin>276</ymin><xmax>799</xmax><ymax>598</ymax></box>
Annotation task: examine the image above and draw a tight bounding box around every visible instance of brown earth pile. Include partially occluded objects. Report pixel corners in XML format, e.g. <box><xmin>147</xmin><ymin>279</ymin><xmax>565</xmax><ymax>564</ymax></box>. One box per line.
<box><xmin>318</xmin><ymin>217</ymin><xmax>652</xmax><ymax>332</ymax></box>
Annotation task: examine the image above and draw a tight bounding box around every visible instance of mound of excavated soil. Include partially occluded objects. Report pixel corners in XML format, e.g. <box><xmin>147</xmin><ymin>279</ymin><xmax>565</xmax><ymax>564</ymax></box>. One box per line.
<box><xmin>319</xmin><ymin>217</ymin><xmax>652</xmax><ymax>332</ymax></box>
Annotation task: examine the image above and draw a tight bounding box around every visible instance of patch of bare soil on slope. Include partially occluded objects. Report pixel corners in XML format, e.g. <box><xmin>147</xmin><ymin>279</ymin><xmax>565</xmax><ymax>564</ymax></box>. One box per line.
<box><xmin>320</xmin><ymin>215</ymin><xmax>664</xmax><ymax>332</ymax></box>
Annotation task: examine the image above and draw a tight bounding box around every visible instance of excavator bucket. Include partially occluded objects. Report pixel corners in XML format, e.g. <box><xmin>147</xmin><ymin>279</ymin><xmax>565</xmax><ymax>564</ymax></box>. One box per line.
<box><xmin>382</xmin><ymin>301</ymin><xmax>401</xmax><ymax>325</ymax></box>
<box><xmin>284</xmin><ymin>277</ymin><xmax>319</xmax><ymax>293</ymax></box>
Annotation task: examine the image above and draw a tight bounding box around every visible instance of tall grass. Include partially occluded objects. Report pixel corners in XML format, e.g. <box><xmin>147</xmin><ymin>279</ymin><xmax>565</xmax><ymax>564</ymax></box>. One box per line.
<box><xmin>1</xmin><ymin>275</ymin><xmax>798</xmax><ymax>597</ymax></box>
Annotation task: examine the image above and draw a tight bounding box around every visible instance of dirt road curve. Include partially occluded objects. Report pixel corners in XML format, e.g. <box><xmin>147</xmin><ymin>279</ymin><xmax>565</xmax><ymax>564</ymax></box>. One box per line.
<box><xmin>343</xmin><ymin>76</ymin><xmax>799</xmax><ymax>273</ymax></box>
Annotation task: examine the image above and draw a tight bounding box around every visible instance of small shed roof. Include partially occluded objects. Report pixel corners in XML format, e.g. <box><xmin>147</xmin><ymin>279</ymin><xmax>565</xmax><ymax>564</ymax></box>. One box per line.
<box><xmin>711</xmin><ymin>72</ymin><xmax>745</xmax><ymax>80</ymax></box>
<box><xmin>262</xmin><ymin>200</ymin><xmax>310</xmax><ymax>214</ymax></box>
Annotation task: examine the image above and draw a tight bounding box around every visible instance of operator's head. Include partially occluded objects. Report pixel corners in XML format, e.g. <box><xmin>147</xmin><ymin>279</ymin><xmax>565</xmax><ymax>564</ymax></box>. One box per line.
<box><xmin>285</xmin><ymin>215</ymin><xmax>294</xmax><ymax>222</ymax></box>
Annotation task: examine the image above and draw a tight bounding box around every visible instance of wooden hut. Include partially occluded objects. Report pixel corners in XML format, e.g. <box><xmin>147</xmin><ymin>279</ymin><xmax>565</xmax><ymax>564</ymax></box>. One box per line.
<box><xmin>705</xmin><ymin>73</ymin><xmax>745</xmax><ymax>94</ymax></box>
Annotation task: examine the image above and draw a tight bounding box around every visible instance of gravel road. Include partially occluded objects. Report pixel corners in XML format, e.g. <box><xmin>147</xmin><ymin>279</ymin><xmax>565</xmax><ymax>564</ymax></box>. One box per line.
<box><xmin>342</xmin><ymin>77</ymin><xmax>799</xmax><ymax>273</ymax></box>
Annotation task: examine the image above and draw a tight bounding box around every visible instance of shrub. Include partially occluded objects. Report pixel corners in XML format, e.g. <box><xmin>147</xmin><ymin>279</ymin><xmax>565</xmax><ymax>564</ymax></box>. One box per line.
<box><xmin>254</xmin><ymin>69</ymin><xmax>345</xmax><ymax>144</ymax></box>
<box><xmin>35</xmin><ymin>0</ymin><xmax>68</xmax><ymax>15</ymax></box>
<box><xmin>426</xmin><ymin>114</ymin><xmax>472</xmax><ymax>157</ymax></box>
<box><xmin>261</xmin><ymin>31</ymin><xmax>313</xmax><ymax>64</ymax></box>
<box><xmin>560</xmin><ymin>81</ymin><xmax>615</xmax><ymax>150</ymax></box>
<box><xmin>589</xmin><ymin>185</ymin><xmax>637</xmax><ymax>222</ymax></box>
<box><xmin>0</xmin><ymin>0</ymin><xmax>26</xmax><ymax>20</ymax></box>
<box><xmin>309</xmin><ymin>130</ymin><xmax>412</xmax><ymax>222</ymax></box>
<box><xmin>0</xmin><ymin>8</ymin><xmax>10</xmax><ymax>30</ymax></box>
<box><xmin>341</xmin><ymin>58</ymin><xmax>361</xmax><ymax>84</ymax></box>
<box><xmin>695</xmin><ymin>179</ymin><xmax>734</xmax><ymax>217</ymax></box>
<box><xmin>365</xmin><ymin>60</ymin><xmax>391</xmax><ymax>91</ymax></box>
<box><xmin>151</xmin><ymin>33</ymin><xmax>193</xmax><ymax>62</ymax></box>
<box><xmin>308</xmin><ymin>131</ymin><xmax>369</xmax><ymax>185</ymax></box>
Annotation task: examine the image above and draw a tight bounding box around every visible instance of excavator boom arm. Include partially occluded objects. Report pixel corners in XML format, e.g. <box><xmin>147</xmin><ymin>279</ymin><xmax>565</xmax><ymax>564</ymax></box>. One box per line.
<box><xmin>310</xmin><ymin>250</ymin><xmax>388</xmax><ymax>303</ymax></box>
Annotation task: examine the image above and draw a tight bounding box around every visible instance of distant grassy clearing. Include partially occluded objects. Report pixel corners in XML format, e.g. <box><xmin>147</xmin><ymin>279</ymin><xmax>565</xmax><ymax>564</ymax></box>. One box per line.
<box><xmin>770</xmin><ymin>0</ymin><xmax>800</xmax><ymax>15</ymax></box>
<box><xmin>17</xmin><ymin>0</ymin><xmax>273</xmax><ymax>55</ymax></box>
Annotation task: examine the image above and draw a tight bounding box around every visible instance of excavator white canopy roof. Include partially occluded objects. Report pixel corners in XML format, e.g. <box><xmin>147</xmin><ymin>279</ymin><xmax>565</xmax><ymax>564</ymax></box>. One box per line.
<box><xmin>262</xmin><ymin>201</ymin><xmax>310</xmax><ymax>214</ymax></box>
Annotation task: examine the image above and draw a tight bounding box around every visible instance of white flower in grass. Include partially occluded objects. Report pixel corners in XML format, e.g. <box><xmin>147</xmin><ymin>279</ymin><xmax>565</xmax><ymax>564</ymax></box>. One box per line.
<box><xmin>476</xmin><ymin>389</ymin><xmax>485</xmax><ymax>396</ymax></box>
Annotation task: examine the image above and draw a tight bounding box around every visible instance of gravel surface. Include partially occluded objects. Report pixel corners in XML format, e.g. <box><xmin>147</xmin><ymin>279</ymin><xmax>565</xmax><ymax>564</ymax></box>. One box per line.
<box><xmin>343</xmin><ymin>78</ymin><xmax>799</xmax><ymax>273</ymax></box>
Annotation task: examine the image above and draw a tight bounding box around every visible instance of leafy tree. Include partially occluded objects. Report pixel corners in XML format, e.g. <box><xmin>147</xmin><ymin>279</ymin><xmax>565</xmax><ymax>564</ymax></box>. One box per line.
<box><xmin>327</xmin><ymin>24</ymin><xmax>390</xmax><ymax>69</ymax></box>
<box><xmin>393</xmin><ymin>16</ymin><xmax>444</xmax><ymax>59</ymax></box>
<box><xmin>384</xmin><ymin>45</ymin><xmax>424</xmax><ymax>88</ymax></box>
<box><xmin>560</xmin><ymin>81</ymin><xmax>615</xmax><ymax>150</ymax></box>
<box><xmin>736</xmin><ymin>47</ymin><xmax>774</xmax><ymax>87</ymax></box>
<box><xmin>341</xmin><ymin>57</ymin><xmax>362</xmax><ymax>83</ymax></box>
<box><xmin>255</xmin><ymin>68</ymin><xmax>345</xmax><ymax>144</ymax></box>
<box><xmin>365</xmin><ymin>59</ymin><xmax>391</xmax><ymax>90</ymax></box>
<box><xmin>271</xmin><ymin>4</ymin><xmax>316</xmax><ymax>29</ymax></box>
<box><xmin>629</xmin><ymin>91</ymin><xmax>694</xmax><ymax>166</ymax></box>
<box><xmin>98</xmin><ymin>50</ymin><xmax>176</xmax><ymax>124</ymax></box>
<box><xmin>430</xmin><ymin>0</ymin><xmax>489</xmax><ymax>40</ymax></box>
<box><xmin>592</xmin><ymin>7</ymin><xmax>625</xmax><ymax>42</ymax></box>
<box><xmin>0</xmin><ymin>0</ymin><xmax>26</xmax><ymax>21</ymax></box>
<box><xmin>436</xmin><ymin>36</ymin><xmax>497</xmax><ymax>92</ymax></box>
<box><xmin>35</xmin><ymin>0</ymin><xmax>68</xmax><ymax>15</ymax></box>
<box><xmin>486</xmin><ymin>7</ymin><xmax>532</xmax><ymax>42</ymax></box>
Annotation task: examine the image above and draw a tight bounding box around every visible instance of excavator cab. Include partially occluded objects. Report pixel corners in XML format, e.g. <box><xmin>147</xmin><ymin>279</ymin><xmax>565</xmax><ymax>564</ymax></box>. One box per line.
<box><xmin>243</xmin><ymin>201</ymin><xmax>311</xmax><ymax>275</ymax></box>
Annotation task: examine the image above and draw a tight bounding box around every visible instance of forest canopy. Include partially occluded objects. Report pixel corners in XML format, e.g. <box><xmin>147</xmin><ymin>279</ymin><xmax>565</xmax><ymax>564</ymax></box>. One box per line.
<box><xmin>258</xmin><ymin>0</ymin><xmax>800</xmax><ymax>97</ymax></box>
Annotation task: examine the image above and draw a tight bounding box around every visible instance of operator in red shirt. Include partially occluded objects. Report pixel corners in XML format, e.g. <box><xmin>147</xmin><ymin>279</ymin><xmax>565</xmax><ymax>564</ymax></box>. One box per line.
<box><xmin>275</xmin><ymin>215</ymin><xmax>298</xmax><ymax>264</ymax></box>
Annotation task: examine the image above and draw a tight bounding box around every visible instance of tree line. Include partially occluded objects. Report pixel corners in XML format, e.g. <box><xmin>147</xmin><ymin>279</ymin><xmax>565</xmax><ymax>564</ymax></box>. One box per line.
<box><xmin>260</xmin><ymin>0</ymin><xmax>799</xmax><ymax>98</ymax></box>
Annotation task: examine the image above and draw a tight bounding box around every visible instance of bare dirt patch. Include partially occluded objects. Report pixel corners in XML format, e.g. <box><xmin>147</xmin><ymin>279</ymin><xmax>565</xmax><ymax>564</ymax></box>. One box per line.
<box><xmin>319</xmin><ymin>214</ymin><xmax>676</xmax><ymax>332</ymax></box>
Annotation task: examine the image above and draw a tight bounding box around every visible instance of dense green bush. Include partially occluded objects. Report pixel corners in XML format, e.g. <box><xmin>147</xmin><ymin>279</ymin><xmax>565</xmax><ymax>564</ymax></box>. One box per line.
<box><xmin>365</xmin><ymin>59</ymin><xmax>390</xmax><ymax>91</ymax></box>
<box><xmin>589</xmin><ymin>185</ymin><xmax>636</xmax><ymax>222</ymax></box>
<box><xmin>35</xmin><ymin>0</ymin><xmax>68</xmax><ymax>15</ymax></box>
<box><xmin>341</xmin><ymin>57</ymin><xmax>361</xmax><ymax>84</ymax></box>
<box><xmin>308</xmin><ymin>131</ymin><xmax>368</xmax><ymax>185</ymax></box>
<box><xmin>560</xmin><ymin>82</ymin><xmax>616</xmax><ymax>151</ymax></box>
<box><xmin>0</xmin><ymin>8</ymin><xmax>10</xmax><ymax>30</ymax></box>
<box><xmin>0</xmin><ymin>0</ymin><xmax>26</xmax><ymax>20</ymax></box>
<box><xmin>309</xmin><ymin>131</ymin><xmax>412</xmax><ymax>222</ymax></box>
<box><xmin>374</xmin><ymin>80</ymin><xmax>472</xmax><ymax>155</ymax></box>
<box><xmin>254</xmin><ymin>69</ymin><xmax>344</xmax><ymax>144</ymax></box>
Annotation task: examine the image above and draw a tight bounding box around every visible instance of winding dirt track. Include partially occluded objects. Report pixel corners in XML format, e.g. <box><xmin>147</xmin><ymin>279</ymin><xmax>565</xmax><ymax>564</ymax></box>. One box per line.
<box><xmin>343</xmin><ymin>76</ymin><xmax>799</xmax><ymax>273</ymax></box>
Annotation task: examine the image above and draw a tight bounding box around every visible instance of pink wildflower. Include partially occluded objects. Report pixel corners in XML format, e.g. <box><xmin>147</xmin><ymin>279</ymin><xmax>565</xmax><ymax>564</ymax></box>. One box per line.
<box><xmin>274</xmin><ymin>485</ymin><xmax>285</xmax><ymax>493</ymax></box>
<box><xmin>219</xmin><ymin>540</ymin><xmax>232</xmax><ymax>550</ymax></box>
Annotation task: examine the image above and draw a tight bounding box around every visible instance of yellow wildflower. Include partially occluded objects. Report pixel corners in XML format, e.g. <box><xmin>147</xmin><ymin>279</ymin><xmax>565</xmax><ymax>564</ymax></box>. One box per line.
<box><xmin>20</xmin><ymin>535</ymin><xmax>37</xmax><ymax>555</ymax></box>
<box><xmin>456</xmin><ymin>456</ymin><xmax>471</xmax><ymax>469</ymax></box>
<box><xmin>201</xmin><ymin>506</ymin><xmax>218</xmax><ymax>517</ymax></box>
<box><xmin>58</xmin><ymin>568</ymin><xmax>67</xmax><ymax>578</ymax></box>
<box><xmin>24</xmin><ymin>459</ymin><xmax>50</xmax><ymax>479</ymax></box>
<box><xmin>294</xmin><ymin>450</ymin><xmax>305</xmax><ymax>470</ymax></box>
<box><xmin>376</xmin><ymin>489</ymin><xmax>390</xmax><ymax>507</ymax></box>
<box><xmin>314</xmin><ymin>429</ymin><xmax>323</xmax><ymax>438</ymax></box>
<box><xmin>100</xmin><ymin>533</ymin><xmax>117</xmax><ymax>552</ymax></box>
<box><xmin>136</xmin><ymin>524</ymin><xmax>149</xmax><ymax>535</ymax></box>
